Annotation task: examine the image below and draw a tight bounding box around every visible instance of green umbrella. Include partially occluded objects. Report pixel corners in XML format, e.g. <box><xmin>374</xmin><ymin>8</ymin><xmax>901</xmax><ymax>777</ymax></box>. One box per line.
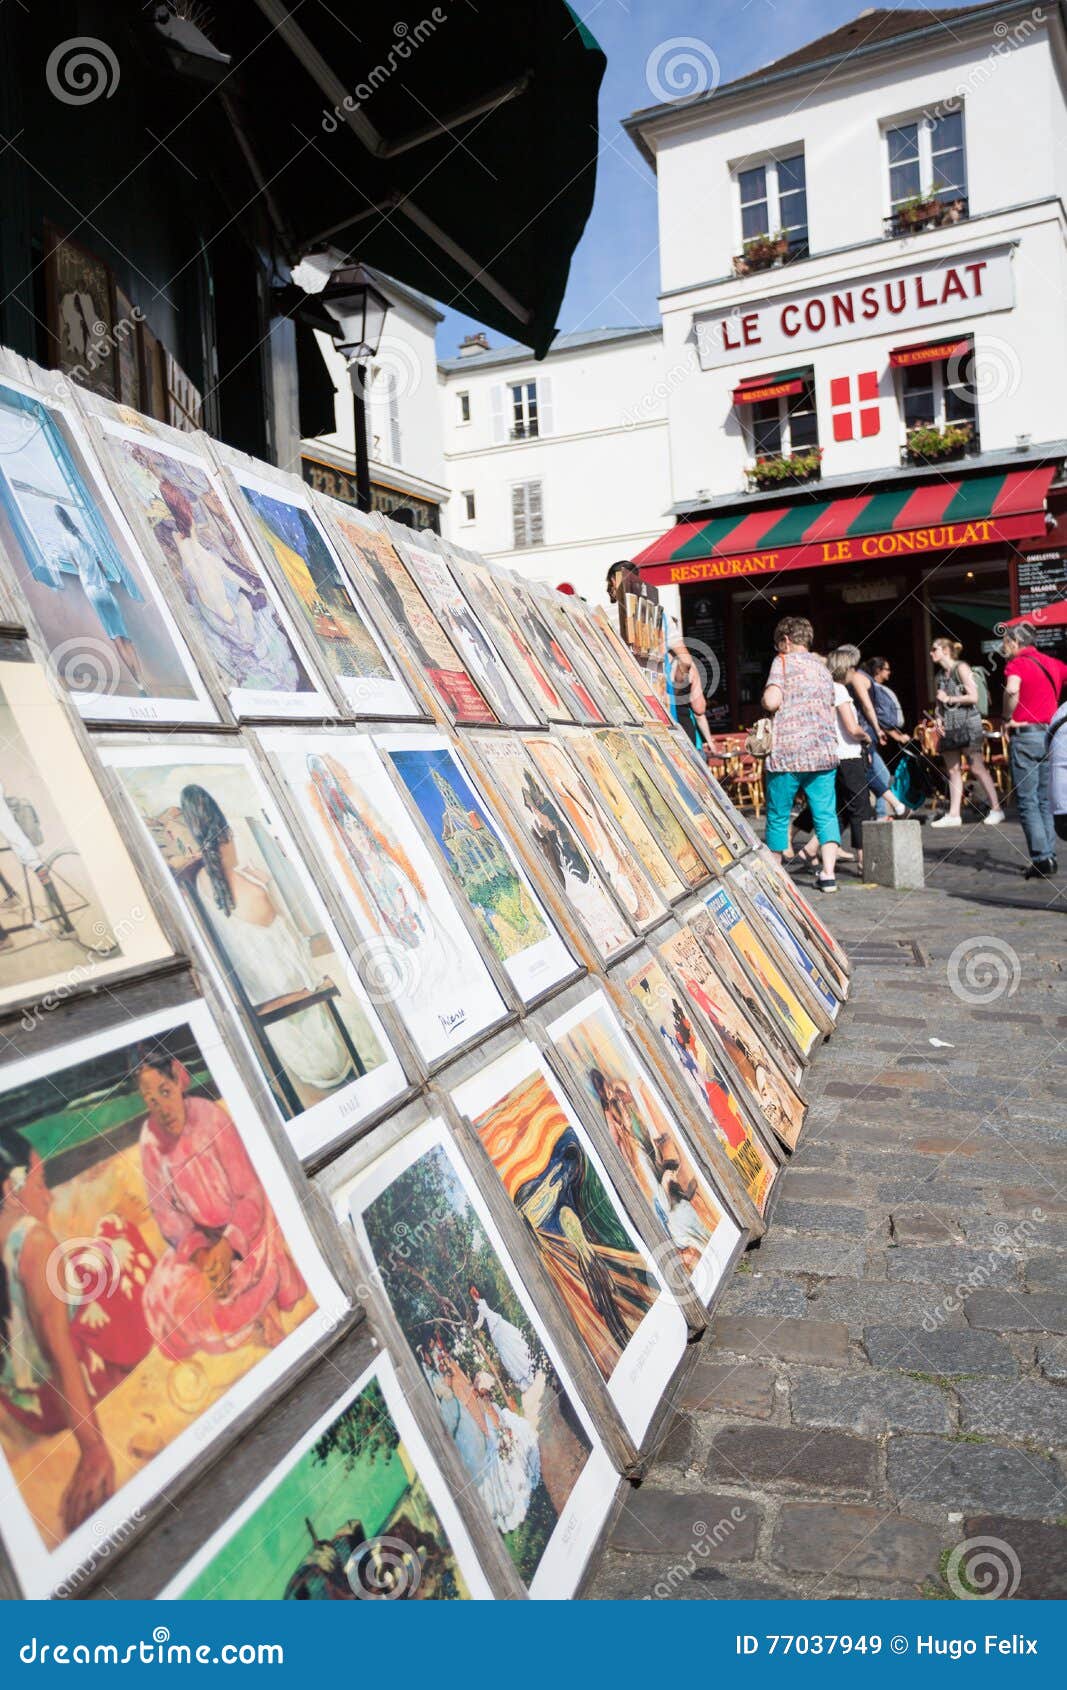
<box><xmin>157</xmin><ymin>1</ymin><xmax>606</xmax><ymax>357</ymax></box>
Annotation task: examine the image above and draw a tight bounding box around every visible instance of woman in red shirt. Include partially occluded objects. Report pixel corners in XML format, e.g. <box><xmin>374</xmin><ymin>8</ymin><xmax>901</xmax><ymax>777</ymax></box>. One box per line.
<box><xmin>1002</xmin><ymin>624</ymin><xmax>1067</xmax><ymax>877</ymax></box>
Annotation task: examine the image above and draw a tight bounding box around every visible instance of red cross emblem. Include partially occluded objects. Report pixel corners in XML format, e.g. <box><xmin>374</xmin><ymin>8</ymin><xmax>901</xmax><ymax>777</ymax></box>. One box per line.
<box><xmin>830</xmin><ymin>372</ymin><xmax>880</xmax><ymax>441</ymax></box>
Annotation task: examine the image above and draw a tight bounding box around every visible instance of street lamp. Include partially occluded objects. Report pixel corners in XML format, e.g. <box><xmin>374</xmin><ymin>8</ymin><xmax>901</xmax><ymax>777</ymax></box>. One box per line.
<box><xmin>319</xmin><ymin>263</ymin><xmax>391</xmax><ymax>514</ymax></box>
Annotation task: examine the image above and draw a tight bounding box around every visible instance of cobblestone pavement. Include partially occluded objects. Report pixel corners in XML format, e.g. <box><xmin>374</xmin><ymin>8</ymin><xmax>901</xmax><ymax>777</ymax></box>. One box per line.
<box><xmin>588</xmin><ymin>817</ymin><xmax>1067</xmax><ymax>1601</ymax></box>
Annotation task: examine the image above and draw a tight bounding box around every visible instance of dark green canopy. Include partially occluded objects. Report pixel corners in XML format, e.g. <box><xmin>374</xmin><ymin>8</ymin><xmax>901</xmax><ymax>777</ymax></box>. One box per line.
<box><xmin>163</xmin><ymin>1</ymin><xmax>605</xmax><ymax>357</ymax></box>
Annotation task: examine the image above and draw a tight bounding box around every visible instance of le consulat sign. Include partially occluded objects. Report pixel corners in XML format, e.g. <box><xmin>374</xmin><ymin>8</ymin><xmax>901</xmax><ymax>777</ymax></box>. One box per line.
<box><xmin>695</xmin><ymin>243</ymin><xmax>1015</xmax><ymax>369</ymax></box>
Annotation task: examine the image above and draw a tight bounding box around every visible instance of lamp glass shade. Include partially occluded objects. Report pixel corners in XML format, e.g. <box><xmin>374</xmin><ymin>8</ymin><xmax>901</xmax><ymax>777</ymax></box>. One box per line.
<box><xmin>321</xmin><ymin>263</ymin><xmax>391</xmax><ymax>359</ymax></box>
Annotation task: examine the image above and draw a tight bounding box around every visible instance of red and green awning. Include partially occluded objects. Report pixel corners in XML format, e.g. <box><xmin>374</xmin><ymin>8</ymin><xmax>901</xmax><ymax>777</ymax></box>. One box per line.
<box><xmin>635</xmin><ymin>467</ymin><xmax>1056</xmax><ymax>588</ymax></box>
<box><xmin>732</xmin><ymin>369</ymin><xmax>807</xmax><ymax>405</ymax></box>
<box><xmin>889</xmin><ymin>338</ymin><xmax>970</xmax><ymax>367</ymax></box>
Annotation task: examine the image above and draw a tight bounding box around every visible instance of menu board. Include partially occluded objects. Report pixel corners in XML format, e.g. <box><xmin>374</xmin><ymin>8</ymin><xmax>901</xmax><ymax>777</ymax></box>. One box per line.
<box><xmin>685</xmin><ymin>596</ymin><xmax>731</xmax><ymax>730</ymax></box>
<box><xmin>1015</xmin><ymin>549</ymin><xmax>1067</xmax><ymax>651</ymax></box>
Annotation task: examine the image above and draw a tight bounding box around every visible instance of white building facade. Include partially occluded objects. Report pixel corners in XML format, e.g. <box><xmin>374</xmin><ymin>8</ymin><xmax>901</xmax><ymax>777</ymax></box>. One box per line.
<box><xmin>299</xmin><ymin>264</ymin><xmax>451</xmax><ymax>530</ymax></box>
<box><xmin>625</xmin><ymin>1</ymin><xmax>1067</xmax><ymax>725</ymax></box>
<box><xmin>437</xmin><ymin>326</ymin><xmax>672</xmax><ymax>605</ymax></box>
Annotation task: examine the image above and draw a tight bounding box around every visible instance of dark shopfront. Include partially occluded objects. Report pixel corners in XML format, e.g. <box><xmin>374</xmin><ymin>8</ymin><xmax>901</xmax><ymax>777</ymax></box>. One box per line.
<box><xmin>637</xmin><ymin>465</ymin><xmax>1062</xmax><ymax>730</ymax></box>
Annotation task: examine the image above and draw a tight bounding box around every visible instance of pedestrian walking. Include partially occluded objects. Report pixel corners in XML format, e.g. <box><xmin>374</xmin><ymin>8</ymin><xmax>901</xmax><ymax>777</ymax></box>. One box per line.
<box><xmin>761</xmin><ymin>616</ymin><xmax>841</xmax><ymax>893</ymax></box>
<box><xmin>1002</xmin><ymin>623</ymin><xmax>1067</xmax><ymax>877</ymax></box>
<box><xmin>828</xmin><ymin>647</ymin><xmax>873</xmax><ymax>875</ymax></box>
<box><xmin>837</xmin><ymin>644</ymin><xmax>909</xmax><ymax>819</ymax></box>
<box><xmin>929</xmin><ymin>636</ymin><xmax>1005</xmax><ymax>831</ymax></box>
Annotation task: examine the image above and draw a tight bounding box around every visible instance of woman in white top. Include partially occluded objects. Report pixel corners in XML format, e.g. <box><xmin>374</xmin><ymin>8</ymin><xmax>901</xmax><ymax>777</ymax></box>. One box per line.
<box><xmin>829</xmin><ymin>648</ymin><xmax>872</xmax><ymax>876</ymax></box>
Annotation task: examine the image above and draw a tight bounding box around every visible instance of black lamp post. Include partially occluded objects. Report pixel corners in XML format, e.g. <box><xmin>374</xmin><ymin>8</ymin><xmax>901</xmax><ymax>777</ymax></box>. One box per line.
<box><xmin>319</xmin><ymin>263</ymin><xmax>391</xmax><ymax>514</ymax></box>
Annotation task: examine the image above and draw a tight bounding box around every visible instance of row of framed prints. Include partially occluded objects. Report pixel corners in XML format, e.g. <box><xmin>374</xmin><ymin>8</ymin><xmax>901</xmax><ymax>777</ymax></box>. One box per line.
<box><xmin>0</xmin><ymin>351</ymin><xmax>851</xmax><ymax>1602</ymax></box>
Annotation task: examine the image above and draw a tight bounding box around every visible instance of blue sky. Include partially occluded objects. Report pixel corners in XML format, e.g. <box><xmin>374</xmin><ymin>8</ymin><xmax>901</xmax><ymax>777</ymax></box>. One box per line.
<box><xmin>435</xmin><ymin>0</ymin><xmax>919</xmax><ymax>357</ymax></box>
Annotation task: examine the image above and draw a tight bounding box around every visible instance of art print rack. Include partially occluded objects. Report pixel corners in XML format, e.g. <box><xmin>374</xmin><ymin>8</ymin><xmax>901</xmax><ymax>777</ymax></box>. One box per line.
<box><xmin>0</xmin><ymin>346</ymin><xmax>851</xmax><ymax>1604</ymax></box>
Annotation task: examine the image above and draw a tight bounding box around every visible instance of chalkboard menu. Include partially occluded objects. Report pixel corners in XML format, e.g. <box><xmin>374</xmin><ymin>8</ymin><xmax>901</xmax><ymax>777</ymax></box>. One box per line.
<box><xmin>685</xmin><ymin>595</ymin><xmax>731</xmax><ymax>730</ymax></box>
<box><xmin>1016</xmin><ymin>549</ymin><xmax>1067</xmax><ymax>650</ymax></box>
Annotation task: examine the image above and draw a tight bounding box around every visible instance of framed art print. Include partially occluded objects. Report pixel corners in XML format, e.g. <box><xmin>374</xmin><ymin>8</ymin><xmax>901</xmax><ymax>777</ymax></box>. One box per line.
<box><xmin>89</xmin><ymin>416</ymin><xmax>334</xmax><ymax>720</ymax></box>
<box><xmin>0</xmin><ymin>640</ymin><xmax>172</xmax><ymax>1013</ymax></box>
<box><xmin>451</xmin><ymin>1040</ymin><xmax>689</xmax><ymax>1444</ymax></box>
<box><xmin>223</xmin><ymin>461</ymin><xmax>420</xmax><ymax>719</ymax></box>
<box><xmin>545</xmin><ymin>988</ymin><xmax>746</xmax><ymax>1311</ymax></box>
<box><xmin>103</xmin><ymin>739</ymin><xmax>409</xmax><ymax>1161</ymax></box>
<box><xmin>375</xmin><ymin>730</ymin><xmax>579</xmax><ymax>1004</ymax></box>
<box><xmin>0</xmin><ymin>372</ymin><xmax>217</xmax><ymax>725</ymax></box>
<box><xmin>164</xmin><ymin>1354</ymin><xmax>492</xmax><ymax>1600</ymax></box>
<box><xmin>0</xmin><ymin>997</ymin><xmax>344</xmax><ymax>1598</ymax></box>
<box><xmin>344</xmin><ymin>1116</ymin><xmax>618</xmax><ymax>1599</ymax></box>
<box><xmin>259</xmin><ymin>728</ymin><xmax>508</xmax><ymax>1066</ymax></box>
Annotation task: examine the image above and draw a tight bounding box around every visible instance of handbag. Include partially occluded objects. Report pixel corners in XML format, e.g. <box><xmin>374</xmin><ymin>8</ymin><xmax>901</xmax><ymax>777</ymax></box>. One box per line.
<box><xmin>746</xmin><ymin>717</ymin><xmax>773</xmax><ymax>757</ymax></box>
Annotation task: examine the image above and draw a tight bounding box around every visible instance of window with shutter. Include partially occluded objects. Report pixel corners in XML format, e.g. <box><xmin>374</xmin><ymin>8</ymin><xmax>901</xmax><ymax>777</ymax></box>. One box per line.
<box><xmin>511</xmin><ymin>480</ymin><xmax>544</xmax><ymax>548</ymax></box>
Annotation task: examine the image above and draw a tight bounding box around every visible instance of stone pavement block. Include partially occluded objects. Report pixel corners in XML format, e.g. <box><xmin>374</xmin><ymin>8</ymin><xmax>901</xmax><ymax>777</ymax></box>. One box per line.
<box><xmin>1026</xmin><ymin>1254</ymin><xmax>1067</xmax><ymax>1293</ymax></box>
<box><xmin>710</xmin><ymin>1426</ymin><xmax>878</xmax><ymax>1490</ymax></box>
<box><xmin>790</xmin><ymin>1367</ymin><xmax>953</xmax><ymax>1435</ymax></box>
<box><xmin>676</xmin><ymin>1360</ymin><xmax>776</xmax><ymax>1420</ymax></box>
<box><xmin>863</xmin><ymin>1325</ymin><xmax>1019</xmax><ymax>1376</ymax></box>
<box><xmin>886</xmin><ymin>1438</ymin><xmax>1065</xmax><ymax>1518</ymax></box>
<box><xmin>773</xmin><ymin>1198</ymin><xmax>876</xmax><ymax>1235</ymax></box>
<box><xmin>890</xmin><ymin>1211</ymin><xmax>964</xmax><ymax>1245</ymax></box>
<box><xmin>876</xmin><ymin>1179</ymin><xmax>990</xmax><ymax>1209</ymax></box>
<box><xmin>653</xmin><ymin>1412</ymin><xmax>697</xmax><ymax>1469</ymax></box>
<box><xmin>771</xmin><ymin>1503</ymin><xmax>941</xmax><ymax>1583</ymax></box>
<box><xmin>886</xmin><ymin>1245</ymin><xmax>1020</xmax><ymax>1287</ymax></box>
<box><xmin>808</xmin><ymin>1278</ymin><xmax>968</xmax><ymax>1333</ymax></box>
<box><xmin>965</xmin><ymin>1292</ymin><xmax>1067</xmax><ymax>1332</ymax></box>
<box><xmin>719</xmin><ymin>1277</ymin><xmax>809</xmax><ymax>1319</ymax></box>
<box><xmin>586</xmin><ymin>1555</ymin><xmax>791</xmax><ymax>1600</ymax></box>
<box><xmin>754</xmin><ymin>1235</ymin><xmax>868</xmax><ymax>1278</ymax></box>
<box><xmin>958</xmin><ymin>1379</ymin><xmax>1067</xmax><ymax>1445</ymax></box>
<box><xmin>962</xmin><ymin>1515</ymin><xmax>1067</xmax><ymax>1599</ymax></box>
<box><xmin>712</xmin><ymin>1315</ymin><xmax>852</xmax><ymax>1368</ymax></box>
<box><xmin>1037</xmin><ymin>1341</ymin><xmax>1067</xmax><ymax>1381</ymax></box>
<box><xmin>608</xmin><ymin>1488</ymin><xmax>759</xmax><ymax>1559</ymax></box>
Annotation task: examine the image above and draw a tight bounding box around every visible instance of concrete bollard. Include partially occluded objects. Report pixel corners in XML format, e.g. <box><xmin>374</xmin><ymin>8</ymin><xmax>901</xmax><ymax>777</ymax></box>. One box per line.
<box><xmin>862</xmin><ymin>819</ymin><xmax>925</xmax><ymax>890</ymax></box>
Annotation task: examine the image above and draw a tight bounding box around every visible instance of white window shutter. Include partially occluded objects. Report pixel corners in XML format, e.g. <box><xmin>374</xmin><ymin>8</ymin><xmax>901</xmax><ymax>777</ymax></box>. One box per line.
<box><xmin>491</xmin><ymin>384</ymin><xmax>507</xmax><ymax>443</ymax></box>
<box><xmin>536</xmin><ymin>375</ymin><xmax>554</xmax><ymax>436</ymax></box>
<box><xmin>528</xmin><ymin>480</ymin><xmax>544</xmax><ymax>543</ymax></box>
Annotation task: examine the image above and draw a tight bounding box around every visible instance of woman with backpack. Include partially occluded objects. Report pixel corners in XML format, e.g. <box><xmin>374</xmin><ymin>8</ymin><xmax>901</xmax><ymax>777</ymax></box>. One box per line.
<box><xmin>929</xmin><ymin>637</ymin><xmax>1004</xmax><ymax>830</ymax></box>
<box><xmin>1002</xmin><ymin>622</ymin><xmax>1067</xmax><ymax>878</ymax></box>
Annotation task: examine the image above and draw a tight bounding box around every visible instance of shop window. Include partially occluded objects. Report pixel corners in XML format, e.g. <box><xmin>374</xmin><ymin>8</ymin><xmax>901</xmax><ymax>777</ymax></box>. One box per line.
<box><xmin>511</xmin><ymin>479</ymin><xmax>543</xmax><ymax>547</ymax></box>
<box><xmin>736</xmin><ymin>151</ymin><xmax>809</xmax><ymax>257</ymax></box>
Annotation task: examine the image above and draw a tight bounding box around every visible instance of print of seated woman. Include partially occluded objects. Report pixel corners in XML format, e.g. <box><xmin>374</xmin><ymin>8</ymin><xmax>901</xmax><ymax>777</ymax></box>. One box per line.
<box><xmin>420</xmin><ymin>1333</ymin><xmax>539</xmax><ymax>1536</ymax></box>
<box><xmin>135</xmin><ymin>1045</ymin><xmax>307</xmax><ymax>1358</ymax></box>
<box><xmin>129</xmin><ymin>447</ymin><xmax>303</xmax><ymax>695</ymax></box>
<box><xmin>0</xmin><ymin>1140</ymin><xmax>155</xmax><ymax>1534</ymax></box>
<box><xmin>178</xmin><ymin>783</ymin><xmax>360</xmax><ymax>1097</ymax></box>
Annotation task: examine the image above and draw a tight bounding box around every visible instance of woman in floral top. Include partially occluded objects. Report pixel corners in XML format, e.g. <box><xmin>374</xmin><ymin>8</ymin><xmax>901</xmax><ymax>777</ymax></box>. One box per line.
<box><xmin>762</xmin><ymin>616</ymin><xmax>841</xmax><ymax>893</ymax></box>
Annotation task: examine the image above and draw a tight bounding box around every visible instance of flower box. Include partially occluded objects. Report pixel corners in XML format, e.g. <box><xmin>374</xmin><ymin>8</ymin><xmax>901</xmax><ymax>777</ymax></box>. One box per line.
<box><xmin>745</xmin><ymin>448</ymin><xmax>823</xmax><ymax>491</ymax></box>
<box><xmin>733</xmin><ymin>232</ymin><xmax>790</xmax><ymax>276</ymax></box>
<box><xmin>904</xmin><ymin>421</ymin><xmax>974</xmax><ymax>464</ymax></box>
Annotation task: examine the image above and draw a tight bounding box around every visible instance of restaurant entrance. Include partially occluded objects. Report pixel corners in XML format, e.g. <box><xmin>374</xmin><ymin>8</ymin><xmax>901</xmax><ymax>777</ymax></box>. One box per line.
<box><xmin>683</xmin><ymin>550</ymin><xmax>1011</xmax><ymax>730</ymax></box>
